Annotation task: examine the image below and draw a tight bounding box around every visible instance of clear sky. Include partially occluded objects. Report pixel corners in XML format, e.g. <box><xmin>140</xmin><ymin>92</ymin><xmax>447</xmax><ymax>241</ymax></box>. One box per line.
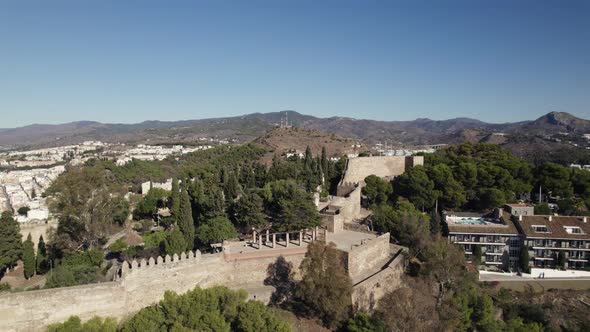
<box><xmin>1</xmin><ymin>0</ymin><xmax>588</xmax><ymax>127</ymax></box>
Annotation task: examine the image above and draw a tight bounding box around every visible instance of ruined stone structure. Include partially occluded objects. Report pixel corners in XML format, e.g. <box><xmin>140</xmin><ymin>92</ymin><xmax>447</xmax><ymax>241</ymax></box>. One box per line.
<box><xmin>327</xmin><ymin>155</ymin><xmax>424</xmax><ymax>224</ymax></box>
<box><xmin>0</xmin><ymin>155</ymin><xmax>422</xmax><ymax>331</ymax></box>
<box><xmin>0</xmin><ymin>227</ymin><xmax>405</xmax><ymax>331</ymax></box>
<box><xmin>340</xmin><ymin>155</ymin><xmax>424</xmax><ymax>186</ymax></box>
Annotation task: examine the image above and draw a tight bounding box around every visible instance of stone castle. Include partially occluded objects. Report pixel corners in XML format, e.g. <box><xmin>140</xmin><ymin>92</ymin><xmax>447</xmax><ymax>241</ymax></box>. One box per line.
<box><xmin>0</xmin><ymin>155</ymin><xmax>421</xmax><ymax>332</ymax></box>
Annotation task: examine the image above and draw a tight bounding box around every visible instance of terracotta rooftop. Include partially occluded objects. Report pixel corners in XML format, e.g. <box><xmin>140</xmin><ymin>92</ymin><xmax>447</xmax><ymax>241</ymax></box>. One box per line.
<box><xmin>514</xmin><ymin>215</ymin><xmax>590</xmax><ymax>240</ymax></box>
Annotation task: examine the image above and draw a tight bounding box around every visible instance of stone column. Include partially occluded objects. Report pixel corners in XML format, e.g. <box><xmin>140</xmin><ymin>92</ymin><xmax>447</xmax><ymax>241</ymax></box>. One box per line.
<box><xmin>312</xmin><ymin>228</ymin><xmax>316</xmax><ymax>241</ymax></box>
<box><xmin>286</xmin><ymin>233</ymin><xmax>290</xmax><ymax>247</ymax></box>
<box><xmin>258</xmin><ymin>233</ymin><xmax>262</xmax><ymax>249</ymax></box>
<box><xmin>252</xmin><ymin>231</ymin><xmax>256</xmax><ymax>243</ymax></box>
<box><xmin>299</xmin><ymin>231</ymin><xmax>302</xmax><ymax>246</ymax></box>
<box><xmin>272</xmin><ymin>233</ymin><xmax>276</xmax><ymax>248</ymax></box>
<box><xmin>266</xmin><ymin>229</ymin><xmax>270</xmax><ymax>243</ymax></box>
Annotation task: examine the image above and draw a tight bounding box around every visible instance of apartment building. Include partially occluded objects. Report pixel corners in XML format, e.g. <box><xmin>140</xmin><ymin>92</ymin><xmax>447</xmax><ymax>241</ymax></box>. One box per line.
<box><xmin>514</xmin><ymin>215</ymin><xmax>590</xmax><ymax>270</ymax></box>
<box><xmin>444</xmin><ymin>209</ymin><xmax>521</xmax><ymax>270</ymax></box>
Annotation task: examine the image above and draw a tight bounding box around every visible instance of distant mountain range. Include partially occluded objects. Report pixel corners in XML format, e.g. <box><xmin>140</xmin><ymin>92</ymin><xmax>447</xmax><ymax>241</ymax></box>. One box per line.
<box><xmin>1</xmin><ymin>111</ymin><xmax>589</xmax><ymax>163</ymax></box>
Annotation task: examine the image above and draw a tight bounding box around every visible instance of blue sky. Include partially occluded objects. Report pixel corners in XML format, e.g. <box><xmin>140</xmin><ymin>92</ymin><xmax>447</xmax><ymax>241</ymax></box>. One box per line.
<box><xmin>0</xmin><ymin>0</ymin><xmax>588</xmax><ymax>127</ymax></box>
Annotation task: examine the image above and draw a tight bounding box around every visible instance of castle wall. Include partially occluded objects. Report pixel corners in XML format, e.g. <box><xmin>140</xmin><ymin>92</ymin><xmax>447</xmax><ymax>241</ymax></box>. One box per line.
<box><xmin>0</xmin><ymin>238</ymin><xmax>405</xmax><ymax>331</ymax></box>
<box><xmin>346</xmin><ymin>233</ymin><xmax>391</xmax><ymax>280</ymax></box>
<box><xmin>0</xmin><ymin>282</ymin><xmax>126</xmax><ymax>332</ymax></box>
<box><xmin>352</xmin><ymin>245</ymin><xmax>405</xmax><ymax>312</ymax></box>
<box><xmin>328</xmin><ymin>184</ymin><xmax>362</xmax><ymax>224</ymax></box>
<box><xmin>0</xmin><ymin>250</ymin><xmax>307</xmax><ymax>332</ymax></box>
<box><xmin>18</xmin><ymin>221</ymin><xmax>57</xmax><ymax>251</ymax></box>
<box><xmin>340</xmin><ymin>156</ymin><xmax>424</xmax><ymax>185</ymax></box>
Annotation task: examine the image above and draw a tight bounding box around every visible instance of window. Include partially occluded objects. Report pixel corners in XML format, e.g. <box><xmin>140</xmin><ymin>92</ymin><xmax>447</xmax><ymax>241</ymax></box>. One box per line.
<box><xmin>532</xmin><ymin>225</ymin><xmax>550</xmax><ymax>233</ymax></box>
<box><xmin>564</xmin><ymin>226</ymin><xmax>584</xmax><ymax>234</ymax></box>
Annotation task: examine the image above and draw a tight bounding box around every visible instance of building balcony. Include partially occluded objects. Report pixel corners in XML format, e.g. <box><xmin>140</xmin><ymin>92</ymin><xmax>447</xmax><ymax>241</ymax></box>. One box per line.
<box><xmin>568</xmin><ymin>258</ymin><xmax>589</xmax><ymax>262</ymax></box>
<box><xmin>532</xmin><ymin>246</ymin><xmax>590</xmax><ymax>251</ymax></box>
<box><xmin>456</xmin><ymin>241</ymin><xmax>506</xmax><ymax>246</ymax></box>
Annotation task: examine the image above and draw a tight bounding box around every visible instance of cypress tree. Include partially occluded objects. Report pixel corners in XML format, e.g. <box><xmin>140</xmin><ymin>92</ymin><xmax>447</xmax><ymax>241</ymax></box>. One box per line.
<box><xmin>557</xmin><ymin>251</ymin><xmax>566</xmax><ymax>270</ymax></box>
<box><xmin>321</xmin><ymin>146</ymin><xmax>329</xmax><ymax>182</ymax></box>
<box><xmin>224</xmin><ymin>172</ymin><xmax>241</xmax><ymax>201</ymax></box>
<box><xmin>520</xmin><ymin>245</ymin><xmax>530</xmax><ymax>273</ymax></box>
<box><xmin>178</xmin><ymin>185</ymin><xmax>195</xmax><ymax>251</ymax></box>
<box><xmin>23</xmin><ymin>233</ymin><xmax>35</xmax><ymax>279</ymax></box>
<box><xmin>429</xmin><ymin>210</ymin><xmax>442</xmax><ymax>235</ymax></box>
<box><xmin>36</xmin><ymin>235</ymin><xmax>48</xmax><ymax>274</ymax></box>
<box><xmin>0</xmin><ymin>211</ymin><xmax>22</xmax><ymax>274</ymax></box>
<box><xmin>472</xmin><ymin>244</ymin><xmax>482</xmax><ymax>266</ymax></box>
<box><xmin>170</xmin><ymin>178</ymin><xmax>180</xmax><ymax>219</ymax></box>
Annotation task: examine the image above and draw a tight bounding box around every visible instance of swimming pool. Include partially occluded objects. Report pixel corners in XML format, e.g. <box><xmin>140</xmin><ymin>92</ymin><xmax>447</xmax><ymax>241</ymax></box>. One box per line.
<box><xmin>454</xmin><ymin>218</ymin><xmax>487</xmax><ymax>225</ymax></box>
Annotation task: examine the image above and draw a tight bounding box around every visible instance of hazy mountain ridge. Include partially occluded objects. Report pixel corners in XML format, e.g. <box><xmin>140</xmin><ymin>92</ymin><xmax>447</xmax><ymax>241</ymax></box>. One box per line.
<box><xmin>0</xmin><ymin>111</ymin><xmax>588</xmax><ymax>152</ymax></box>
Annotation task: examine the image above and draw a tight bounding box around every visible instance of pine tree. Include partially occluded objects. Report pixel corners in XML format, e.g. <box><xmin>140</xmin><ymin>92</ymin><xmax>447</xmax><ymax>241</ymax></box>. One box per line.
<box><xmin>170</xmin><ymin>178</ymin><xmax>180</xmax><ymax>219</ymax></box>
<box><xmin>178</xmin><ymin>185</ymin><xmax>195</xmax><ymax>251</ymax></box>
<box><xmin>0</xmin><ymin>212</ymin><xmax>23</xmax><ymax>274</ymax></box>
<box><xmin>36</xmin><ymin>235</ymin><xmax>48</xmax><ymax>274</ymax></box>
<box><xmin>23</xmin><ymin>233</ymin><xmax>35</xmax><ymax>279</ymax></box>
<box><xmin>296</xmin><ymin>241</ymin><xmax>352</xmax><ymax>328</ymax></box>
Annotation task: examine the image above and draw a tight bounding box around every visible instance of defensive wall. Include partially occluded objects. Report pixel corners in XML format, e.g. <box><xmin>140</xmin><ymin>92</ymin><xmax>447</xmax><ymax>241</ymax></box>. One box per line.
<box><xmin>345</xmin><ymin>233</ymin><xmax>391</xmax><ymax>280</ymax></box>
<box><xmin>0</xmin><ymin>249</ymin><xmax>307</xmax><ymax>332</ymax></box>
<box><xmin>322</xmin><ymin>183</ymin><xmax>362</xmax><ymax>226</ymax></box>
<box><xmin>330</xmin><ymin>155</ymin><xmax>424</xmax><ymax>223</ymax></box>
<box><xmin>0</xmin><ymin>231</ymin><xmax>403</xmax><ymax>331</ymax></box>
<box><xmin>18</xmin><ymin>221</ymin><xmax>57</xmax><ymax>251</ymax></box>
<box><xmin>0</xmin><ymin>156</ymin><xmax>424</xmax><ymax>331</ymax></box>
<box><xmin>339</xmin><ymin>155</ymin><xmax>424</xmax><ymax>187</ymax></box>
<box><xmin>351</xmin><ymin>244</ymin><xmax>406</xmax><ymax>312</ymax></box>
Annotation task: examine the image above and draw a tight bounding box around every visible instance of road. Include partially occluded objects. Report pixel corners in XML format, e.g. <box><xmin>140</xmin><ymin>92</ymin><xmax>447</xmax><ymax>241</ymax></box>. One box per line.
<box><xmin>482</xmin><ymin>277</ymin><xmax>590</xmax><ymax>292</ymax></box>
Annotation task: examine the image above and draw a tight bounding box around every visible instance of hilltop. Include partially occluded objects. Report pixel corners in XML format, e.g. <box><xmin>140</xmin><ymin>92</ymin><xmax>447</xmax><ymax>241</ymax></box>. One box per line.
<box><xmin>253</xmin><ymin>127</ymin><xmax>363</xmax><ymax>164</ymax></box>
<box><xmin>1</xmin><ymin>111</ymin><xmax>589</xmax><ymax>163</ymax></box>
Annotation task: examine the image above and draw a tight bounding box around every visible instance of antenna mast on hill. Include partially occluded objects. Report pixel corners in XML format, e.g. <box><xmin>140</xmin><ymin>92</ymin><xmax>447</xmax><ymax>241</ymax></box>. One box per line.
<box><xmin>281</xmin><ymin>110</ymin><xmax>293</xmax><ymax>128</ymax></box>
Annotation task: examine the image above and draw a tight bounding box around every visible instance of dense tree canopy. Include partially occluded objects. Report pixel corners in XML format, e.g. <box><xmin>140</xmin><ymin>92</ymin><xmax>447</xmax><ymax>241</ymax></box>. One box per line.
<box><xmin>263</xmin><ymin>180</ymin><xmax>321</xmax><ymax>232</ymax></box>
<box><xmin>45</xmin><ymin>250</ymin><xmax>105</xmax><ymax>288</ymax></box>
<box><xmin>121</xmin><ymin>286</ymin><xmax>290</xmax><ymax>332</ymax></box>
<box><xmin>370</xmin><ymin>200</ymin><xmax>430</xmax><ymax>256</ymax></box>
<box><xmin>362</xmin><ymin>175</ymin><xmax>393</xmax><ymax>206</ymax></box>
<box><xmin>133</xmin><ymin>188</ymin><xmax>169</xmax><ymax>220</ymax></box>
<box><xmin>196</xmin><ymin>216</ymin><xmax>237</xmax><ymax>246</ymax></box>
<box><xmin>47</xmin><ymin>166</ymin><xmax>129</xmax><ymax>253</ymax></box>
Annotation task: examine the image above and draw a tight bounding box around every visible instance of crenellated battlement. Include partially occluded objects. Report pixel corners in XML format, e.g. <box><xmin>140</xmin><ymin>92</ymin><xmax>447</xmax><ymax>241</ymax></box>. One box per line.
<box><xmin>121</xmin><ymin>250</ymin><xmax>203</xmax><ymax>276</ymax></box>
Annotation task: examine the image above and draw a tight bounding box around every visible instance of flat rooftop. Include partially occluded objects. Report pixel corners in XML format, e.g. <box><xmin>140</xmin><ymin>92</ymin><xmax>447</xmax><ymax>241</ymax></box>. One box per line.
<box><xmin>445</xmin><ymin>212</ymin><xmax>520</xmax><ymax>235</ymax></box>
<box><xmin>326</xmin><ymin>230</ymin><xmax>378</xmax><ymax>252</ymax></box>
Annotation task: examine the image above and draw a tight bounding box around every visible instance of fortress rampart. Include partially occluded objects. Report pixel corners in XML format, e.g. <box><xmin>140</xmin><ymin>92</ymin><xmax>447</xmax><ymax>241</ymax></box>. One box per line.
<box><xmin>0</xmin><ymin>248</ymin><xmax>307</xmax><ymax>332</ymax></box>
<box><xmin>0</xmin><ymin>155</ymin><xmax>421</xmax><ymax>331</ymax></box>
<box><xmin>0</xmin><ymin>231</ymin><xmax>402</xmax><ymax>331</ymax></box>
<box><xmin>339</xmin><ymin>155</ymin><xmax>424</xmax><ymax>187</ymax></box>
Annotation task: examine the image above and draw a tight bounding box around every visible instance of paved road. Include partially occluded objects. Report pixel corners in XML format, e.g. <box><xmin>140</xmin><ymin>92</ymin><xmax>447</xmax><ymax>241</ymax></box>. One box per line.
<box><xmin>483</xmin><ymin>278</ymin><xmax>590</xmax><ymax>292</ymax></box>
